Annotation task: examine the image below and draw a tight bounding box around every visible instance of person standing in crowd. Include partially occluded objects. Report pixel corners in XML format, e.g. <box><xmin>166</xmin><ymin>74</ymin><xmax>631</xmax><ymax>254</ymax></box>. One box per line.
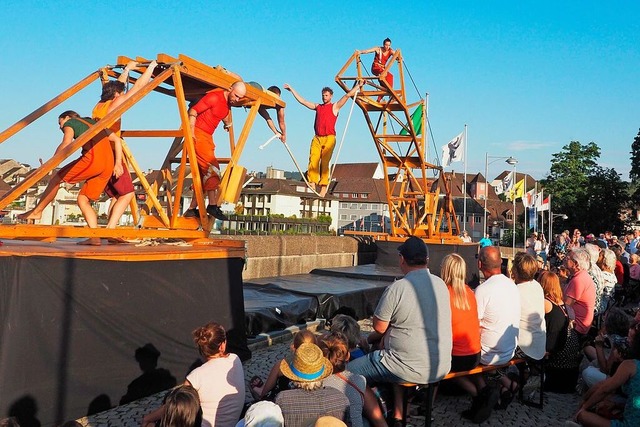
<box><xmin>564</xmin><ymin>248</ymin><xmax>597</xmax><ymax>339</ymax></box>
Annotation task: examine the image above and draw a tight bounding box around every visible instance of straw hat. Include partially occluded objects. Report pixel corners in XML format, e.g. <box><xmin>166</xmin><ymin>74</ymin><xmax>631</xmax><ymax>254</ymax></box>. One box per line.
<box><xmin>280</xmin><ymin>343</ymin><xmax>333</xmax><ymax>382</ymax></box>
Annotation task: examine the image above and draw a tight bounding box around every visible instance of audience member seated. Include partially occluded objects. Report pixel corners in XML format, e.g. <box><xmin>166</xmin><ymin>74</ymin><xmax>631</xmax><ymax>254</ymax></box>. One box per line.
<box><xmin>250</xmin><ymin>329</ymin><xmax>317</xmax><ymax>401</ymax></box>
<box><xmin>596</xmin><ymin>249</ymin><xmax>619</xmax><ymax>315</ymax></box>
<box><xmin>275</xmin><ymin>343</ymin><xmax>351</xmax><ymax>427</ymax></box>
<box><xmin>142</xmin><ymin>322</ymin><xmax>245</xmax><ymax>427</ymax></box>
<box><xmin>329</xmin><ymin>314</ymin><xmax>369</xmax><ymax>360</ymax></box>
<box><xmin>582</xmin><ymin>308</ymin><xmax>632</xmax><ymax>390</ymax></box>
<box><xmin>346</xmin><ymin>237</ymin><xmax>452</xmax><ymax>426</ymax></box>
<box><xmin>564</xmin><ymin>248</ymin><xmax>597</xmax><ymax>339</ymax></box>
<box><xmin>440</xmin><ymin>253</ymin><xmax>481</xmax><ymax>392</ymax></box>
<box><xmin>161</xmin><ymin>384</ymin><xmax>202</xmax><ymax>427</ymax></box>
<box><xmin>575</xmin><ymin>323</ymin><xmax>640</xmax><ymax>426</ymax></box>
<box><xmin>629</xmin><ymin>254</ymin><xmax>640</xmax><ymax>281</ymax></box>
<box><xmin>539</xmin><ymin>271</ymin><xmax>583</xmax><ymax>392</ymax></box>
<box><xmin>321</xmin><ymin>333</ymin><xmax>386</xmax><ymax>427</ymax></box>
<box><xmin>513</xmin><ymin>252</ymin><xmax>547</xmax><ymax>361</ymax></box>
<box><xmin>458</xmin><ymin>246</ymin><xmax>520</xmax><ymax>423</ymax></box>
<box><xmin>235</xmin><ymin>401</ymin><xmax>284</xmax><ymax>427</ymax></box>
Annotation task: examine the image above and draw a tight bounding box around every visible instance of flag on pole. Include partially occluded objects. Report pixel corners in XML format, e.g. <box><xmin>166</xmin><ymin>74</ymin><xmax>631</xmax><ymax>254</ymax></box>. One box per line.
<box><xmin>502</xmin><ymin>172</ymin><xmax>514</xmax><ymax>194</ymax></box>
<box><xmin>538</xmin><ymin>194</ymin><xmax>550</xmax><ymax>211</ymax></box>
<box><xmin>522</xmin><ymin>188</ymin><xmax>536</xmax><ymax>208</ymax></box>
<box><xmin>507</xmin><ymin>179</ymin><xmax>525</xmax><ymax>201</ymax></box>
<box><xmin>441</xmin><ymin>132</ymin><xmax>465</xmax><ymax>167</ymax></box>
<box><xmin>400</xmin><ymin>104</ymin><xmax>424</xmax><ymax>136</ymax></box>
<box><xmin>534</xmin><ymin>190</ymin><xmax>544</xmax><ymax>209</ymax></box>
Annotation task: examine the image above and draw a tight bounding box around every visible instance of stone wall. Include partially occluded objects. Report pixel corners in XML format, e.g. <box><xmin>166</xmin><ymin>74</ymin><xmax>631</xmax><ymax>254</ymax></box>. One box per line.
<box><xmin>211</xmin><ymin>235</ymin><xmax>374</xmax><ymax>279</ymax></box>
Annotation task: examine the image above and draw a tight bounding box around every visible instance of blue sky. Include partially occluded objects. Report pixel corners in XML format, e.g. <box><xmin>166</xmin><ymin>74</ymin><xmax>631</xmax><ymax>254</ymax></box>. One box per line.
<box><xmin>1</xmin><ymin>1</ymin><xmax>638</xmax><ymax>181</ymax></box>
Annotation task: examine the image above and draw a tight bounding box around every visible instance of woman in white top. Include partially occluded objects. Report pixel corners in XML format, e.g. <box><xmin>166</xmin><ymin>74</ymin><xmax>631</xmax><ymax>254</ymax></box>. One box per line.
<box><xmin>143</xmin><ymin>322</ymin><xmax>245</xmax><ymax>427</ymax></box>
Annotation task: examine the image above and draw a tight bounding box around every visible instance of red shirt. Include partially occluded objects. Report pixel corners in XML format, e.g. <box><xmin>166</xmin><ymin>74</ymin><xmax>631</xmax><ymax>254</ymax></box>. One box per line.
<box><xmin>314</xmin><ymin>103</ymin><xmax>337</xmax><ymax>136</ymax></box>
<box><xmin>448</xmin><ymin>285</ymin><xmax>481</xmax><ymax>356</ymax></box>
<box><xmin>192</xmin><ymin>89</ymin><xmax>230</xmax><ymax>135</ymax></box>
<box><xmin>615</xmin><ymin>260</ymin><xmax>624</xmax><ymax>284</ymax></box>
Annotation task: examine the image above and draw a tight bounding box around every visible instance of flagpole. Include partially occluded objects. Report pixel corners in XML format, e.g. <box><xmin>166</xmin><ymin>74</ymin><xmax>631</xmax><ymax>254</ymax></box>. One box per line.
<box><xmin>483</xmin><ymin>152</ymin><xmax>488</xmax><ymax>236</ymax></box>
<box><xmin>463</xmin><ymin>124</ymin><xmax>468</xmax><ymax>232</ymax></box>
<box><xmin>523</xmin><ymin>174</ymin><xmax>527</xmax><ymax>248</ymax></box>
<box><xmin>512</xmin><ymin>164</ymin><xmax>517</xmax><ymax>253</ymax></box>
<box><xmin>548</xmin><ymin>195</ymin><xmax>552</xmax><ymax>246</ymax></box>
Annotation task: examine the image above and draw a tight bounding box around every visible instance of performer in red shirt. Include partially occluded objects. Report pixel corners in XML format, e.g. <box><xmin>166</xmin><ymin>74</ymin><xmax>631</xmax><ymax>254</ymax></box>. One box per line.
<box><xmin>284</xmin><ymin>80</ymin><xmax>363</xmax><ymax>197</ymax></box>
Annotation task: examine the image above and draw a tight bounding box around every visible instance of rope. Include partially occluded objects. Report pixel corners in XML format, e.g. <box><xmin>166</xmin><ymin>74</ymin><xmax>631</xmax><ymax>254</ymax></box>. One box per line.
<box><xmin>280</xmin><ymin>141</ymin><xmax>322</xmax><ymax>197</ymax></box>
<box><xmin>328</xmin><ymin>86</ymin><xmax>360</xmax><ymax>181</ymax></box>
<box><xmin>402</xmin><ymin>60</ymin><xmax>423</xmax><ymax>100</ymax></box>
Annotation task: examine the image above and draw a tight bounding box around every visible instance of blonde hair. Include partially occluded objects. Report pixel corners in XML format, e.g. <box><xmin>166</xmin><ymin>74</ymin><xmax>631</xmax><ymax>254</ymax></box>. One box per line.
<box><xmin>293</xmin><ymin>329</ymin><xmax>317</xmax><ymax>349</ymax></box>
<box><xmin>440</xmin><ymin>253</ymin><xmax>469</xmax><ymax>311</ymax></box>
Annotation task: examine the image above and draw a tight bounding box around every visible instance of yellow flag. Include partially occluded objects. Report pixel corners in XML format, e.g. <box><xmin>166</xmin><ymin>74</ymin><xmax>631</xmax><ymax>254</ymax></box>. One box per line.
<box><xmin>507</xmin><ymin>179</ymin><xmax>525</xmax><ymax>201</ymax></box>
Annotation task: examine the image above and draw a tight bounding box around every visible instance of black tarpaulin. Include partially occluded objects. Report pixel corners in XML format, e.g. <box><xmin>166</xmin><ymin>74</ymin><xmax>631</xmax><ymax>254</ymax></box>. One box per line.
<box><xmin>0</xmin><ymin>255</ymin><xmax>248</xmax><ymax>426</ymax></box>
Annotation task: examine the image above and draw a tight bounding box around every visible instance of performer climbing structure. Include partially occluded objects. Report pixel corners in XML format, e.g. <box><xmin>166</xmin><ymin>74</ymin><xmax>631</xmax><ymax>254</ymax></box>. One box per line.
<box><xmin>0</xmin><ymin>53</ymin><xmax>285</xmax><ymax>242</ymax></box>
<box><xmin>335</xmin><ymin>49</ymin><xmax>461</xmax><ymax>241</ymax></box>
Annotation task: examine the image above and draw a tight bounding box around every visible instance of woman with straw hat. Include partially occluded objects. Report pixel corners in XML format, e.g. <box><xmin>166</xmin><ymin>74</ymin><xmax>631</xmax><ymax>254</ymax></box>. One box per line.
<box><xmin>275</xmin><ymin>343</ymin><xmax>350</xmax><ymax>427</ymax></box>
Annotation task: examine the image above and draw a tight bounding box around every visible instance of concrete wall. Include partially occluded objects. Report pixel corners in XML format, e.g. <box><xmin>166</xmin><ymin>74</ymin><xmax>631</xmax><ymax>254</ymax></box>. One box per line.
<box><xmin>212</xmin><ymin>235</ymin><xmax>364</xmax><ymax>279</ymax></box>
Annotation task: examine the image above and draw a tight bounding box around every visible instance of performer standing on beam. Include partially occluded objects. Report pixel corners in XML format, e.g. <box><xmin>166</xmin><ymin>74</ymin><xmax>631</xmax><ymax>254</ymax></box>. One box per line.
<box><xmin>94</xmin><ymin>60</ymin><xmax>158</xmax><ymax>234</ymax></box>
<box><xmin>284</xmin><ymin>80</ymin><xmax>363</xmax><ymax>197</ymax></box>
<box><xmin>18</xmin><ymin>111</ymin><xmax>122</xmax><ymax>245</ymax></box>
<box><xmin>183</xmin><ymin>81</ymin><xmax>247</xmax><ymax>220</ymax></box>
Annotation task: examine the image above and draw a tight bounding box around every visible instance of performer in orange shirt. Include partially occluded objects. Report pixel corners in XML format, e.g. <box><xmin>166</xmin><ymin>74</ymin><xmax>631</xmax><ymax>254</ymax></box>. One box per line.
<box><xmin>94</xmin><ymin>60</ymin><xmax>158</xmax><ymax>232</ymax></box>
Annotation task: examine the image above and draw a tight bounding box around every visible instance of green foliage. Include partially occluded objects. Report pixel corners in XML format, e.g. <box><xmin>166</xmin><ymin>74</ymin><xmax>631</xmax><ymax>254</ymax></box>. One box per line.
<box><xmin>630</xmin><ymin>129</ymin><xmax>640</xmax><ymax>183</ymax></box>
<box><xmin>500</xmin><ymin>227</ymin><xmax>525</xmax><ymax>247</ymax></box>
<box><xmin>540</xmin><ymin>141</ymin><xmax>628</xmax><ymax>234</ymax></box>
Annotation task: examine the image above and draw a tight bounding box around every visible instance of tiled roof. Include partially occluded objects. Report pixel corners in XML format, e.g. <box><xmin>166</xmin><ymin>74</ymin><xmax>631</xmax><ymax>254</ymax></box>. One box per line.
<box><xmin>331</xmin><ymin>163</ymin><xmax>379</xmax><ymax>179</ymax></box>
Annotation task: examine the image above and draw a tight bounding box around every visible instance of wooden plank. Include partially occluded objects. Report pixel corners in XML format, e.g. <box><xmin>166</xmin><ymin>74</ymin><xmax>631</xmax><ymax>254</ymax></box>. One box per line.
<box><xmin>0</xmin><ymin>71</ymin><xmax>99</xmax><ymax>145</ymax></box>
<box><xmin>121</xmin><ymin>130</ymin><xmax>184</xmax><ymax>138</ymax></box>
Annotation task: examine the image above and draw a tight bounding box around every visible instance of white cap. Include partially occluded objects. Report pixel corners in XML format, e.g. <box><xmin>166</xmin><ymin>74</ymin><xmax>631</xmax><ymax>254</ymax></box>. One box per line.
<box><xmin>235</xmin><ymin>401</ymin><xmax>284</xmax><ymax>427</ymax></box>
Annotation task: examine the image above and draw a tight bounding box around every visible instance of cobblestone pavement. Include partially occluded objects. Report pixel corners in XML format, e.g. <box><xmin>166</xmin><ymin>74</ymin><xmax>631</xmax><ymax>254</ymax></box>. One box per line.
<box><xmin>80</xmin><ymin>321</ymin><xmax>582</xmax><ymax>427</ymax></box>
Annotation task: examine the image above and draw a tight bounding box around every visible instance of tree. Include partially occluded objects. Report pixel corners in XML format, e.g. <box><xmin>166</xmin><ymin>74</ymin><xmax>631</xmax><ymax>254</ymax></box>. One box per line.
<box><xmin>629</xmin><ymin>129</ymin><xmax>640</xmax><ymax>206</ymax></box>
<box><xmin>540</xmin><ymin>141</ymin><xmax>628</xmax><ymax>235</ymax></box>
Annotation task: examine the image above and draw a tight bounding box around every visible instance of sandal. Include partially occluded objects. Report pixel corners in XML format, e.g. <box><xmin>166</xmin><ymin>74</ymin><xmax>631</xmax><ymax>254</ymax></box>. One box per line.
<box><xmin>249</xmin><ymin>376</ymin><xmax>264</xmax><ymax>401</ymax></box>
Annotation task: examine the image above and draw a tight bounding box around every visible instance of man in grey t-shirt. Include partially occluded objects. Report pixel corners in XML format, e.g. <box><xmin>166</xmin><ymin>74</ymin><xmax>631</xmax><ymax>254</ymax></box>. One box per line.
<box><xmin>347</xmin><ymin>236</ymin><xmax>452</xmax><ymax>424</ymax></box>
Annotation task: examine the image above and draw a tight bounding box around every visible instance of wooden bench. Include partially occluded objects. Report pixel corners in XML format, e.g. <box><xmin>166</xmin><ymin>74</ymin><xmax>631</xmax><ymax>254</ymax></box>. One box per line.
<box><xmin>399</xmin><ymin>357</ymin><xmax>544</xmax><ymax>427</ymax></box>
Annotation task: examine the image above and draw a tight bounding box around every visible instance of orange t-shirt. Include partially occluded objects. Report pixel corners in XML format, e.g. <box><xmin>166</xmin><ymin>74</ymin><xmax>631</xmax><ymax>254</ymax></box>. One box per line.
<box><xmin>448</xmin><ymin>285</ymin><xmax>481</xmax><ymax>356</ymax></box>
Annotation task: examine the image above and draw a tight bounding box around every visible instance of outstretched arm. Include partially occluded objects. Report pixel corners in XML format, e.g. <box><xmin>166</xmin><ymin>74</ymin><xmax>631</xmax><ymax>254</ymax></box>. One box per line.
<box><xmin>333</xmin><ymin>79</ymin><xmax>364</xmax><ymax>113</ymax></box>
<box><xmin>117</xmin><ymin>60</ymin><xmax>137</xmax><ymax>84</ymax></box>
<box><xmin>114</xmin><ymin>60</ymin><xmax>158</xmax><ymax>106</ymax></box>
<box><xmin>357</xmin><ymin>46</ymin><xmax>380</xmax><ymax>55</ymax></box>
<box><xmin>258</xmin><ymin>107</ymin><xmax>282</xmax><ymax>140</ymax></box>
<box><xmin>284</xmin><ymin>84</ymin><xmax>316</xmax><ymax>110</ymax></box>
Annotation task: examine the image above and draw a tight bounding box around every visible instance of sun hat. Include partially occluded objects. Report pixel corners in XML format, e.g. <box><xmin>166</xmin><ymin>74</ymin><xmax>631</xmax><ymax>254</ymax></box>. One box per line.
<box><xmin>235</xmin><ymin>401</ymin><xmax>284</xmax><ymax>427</ymax></box>
<box><xmin>279</xmin><ymin>343</ymin><xmax>333</xmax><ymax>382</ymax></box>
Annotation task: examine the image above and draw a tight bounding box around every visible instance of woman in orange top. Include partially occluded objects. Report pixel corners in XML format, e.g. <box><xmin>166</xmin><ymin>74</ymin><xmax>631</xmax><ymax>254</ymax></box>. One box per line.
<box><xmin>441</xmin><ymin>253</ymin><xmax>481</xmax><ymax>372</ymax></box>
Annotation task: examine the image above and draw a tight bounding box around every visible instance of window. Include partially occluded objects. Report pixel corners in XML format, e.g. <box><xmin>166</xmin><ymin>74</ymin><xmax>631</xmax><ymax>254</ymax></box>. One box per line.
<box><xmin>360</xmin><ymin>204</ymin><xmax>368</xmax><ymax>210</ymax></box>
<box><xmin>340</xmin><ymin>214</ymin><xmax>347</xmax><ymax>220</ymax></box>
<box><xmin>352</xmin><ymin>193</ymin><xmax>358</xmax><ymax>198</ymax></box>
<box><xmin>350</xmin><ymin>203</ymin><xmax>357</xmax><ymax>209</ymax></box>
<box><xmin>340</xmin><ymin>202</ymin><xmax>349</xmax><ymax>209</ymax></box>
<box><xmin>371</xmin><ymin>204</ymin><xmax>379</xmax><ymax>210</ymax></box>
<box><xmin>350</xmin><ymin>215</ymin><xmax>357</xmax><ymax>220</ymax></box>
<box><xmin>361</xmin><ymin>193</ymin><xmax>368</xmax><ymax>199</ymax></box>
<box><xmin>342</xmin><ymin>193</ymin><xmax>349</xmax><ymax>198</ymax></box>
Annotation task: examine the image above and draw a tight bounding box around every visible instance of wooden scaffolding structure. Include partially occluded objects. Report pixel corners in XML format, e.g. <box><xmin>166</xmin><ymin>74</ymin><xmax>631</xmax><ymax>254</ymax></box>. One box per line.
<box><xmin>335</xmin><ymin>49</ymin><xmax>461</xmax><ymax>242</ymax></box>
<box><xmin>0</xmin><ymin>53</ymin><xmax>285</xmax><ymax>243</ymax></box>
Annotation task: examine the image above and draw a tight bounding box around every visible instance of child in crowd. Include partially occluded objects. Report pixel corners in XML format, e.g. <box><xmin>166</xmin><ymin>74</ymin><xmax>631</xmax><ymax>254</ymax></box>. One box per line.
<box><xmin>250</xmin><ymin>329</ymin><xmax>317</xmax><ymax>401</ymax></box>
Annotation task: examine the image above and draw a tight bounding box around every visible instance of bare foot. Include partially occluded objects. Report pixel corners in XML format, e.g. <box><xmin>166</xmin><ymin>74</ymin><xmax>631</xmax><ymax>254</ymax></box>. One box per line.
<box><xmin>107</xmin><ymin>237</ymin><xmax>128</xmax><ymax>244</ymax></box>
<box><xmin>77</xmin><ymin>238</ymin><xmax>102</xmax><ymax>246</ymax></box>
<box><xmin>319</xmin><ymin>186</ymin><xmax>328</xmax><ymax>197</ymax></box>
<box><xmin>308</xmin><ymin>182</ymin><xmax>317</xmax><ymax>192</ymax></box>
<box><xmin>17</xmin><ymin>209</ymin><xmax>42</xmax><ymax>221</ymax></box>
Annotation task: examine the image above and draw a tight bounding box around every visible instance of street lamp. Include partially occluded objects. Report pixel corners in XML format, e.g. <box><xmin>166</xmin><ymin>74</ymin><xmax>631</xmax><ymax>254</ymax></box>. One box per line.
<box><xmin>483</xmin><ymin>154</ymin><xmax>518</xmax><ymax>235</ymax></box>
<box><xmin>549</xmin><ymin>213</ymin><xmax>568</xmax><ymax>244</ymax></box>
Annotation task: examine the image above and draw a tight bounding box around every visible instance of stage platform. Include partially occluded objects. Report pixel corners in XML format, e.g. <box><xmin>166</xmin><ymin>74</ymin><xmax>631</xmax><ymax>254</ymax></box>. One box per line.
<box><xmin>243</xmin><ymin>266</ymin><xmax>397</xmax><ymax>336</ymax></box>
<box><xmin>0</xmin><ymin>238</ymin><xmax>249</xmax><ymax>427</ymax></box>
